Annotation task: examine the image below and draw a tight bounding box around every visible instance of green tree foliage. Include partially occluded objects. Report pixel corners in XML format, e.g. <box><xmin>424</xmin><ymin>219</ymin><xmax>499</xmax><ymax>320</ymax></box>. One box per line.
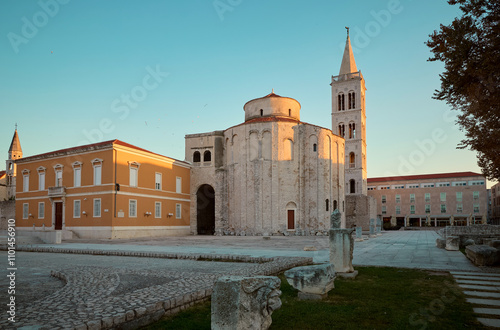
<box><xmin>427</xmin><ymin>0</ymin><xmax>500</xmax><ymax>180</ymax></box>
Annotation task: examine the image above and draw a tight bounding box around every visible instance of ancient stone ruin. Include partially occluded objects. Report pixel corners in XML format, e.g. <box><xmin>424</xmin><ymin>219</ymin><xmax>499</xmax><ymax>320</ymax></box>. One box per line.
<box><xmin>329</xmin><ymin>210</ymin><xmax>358</xmax><ymax>278</ymax></box>
<box><xmin>284</xmin><ymin>263</ymin><xmax>336</xmax><ymax>300</ymax></box>
<box><xmin>211</xmin><ymin>276</ymin><xmax>282</xmax><ymax>330</ymax></box>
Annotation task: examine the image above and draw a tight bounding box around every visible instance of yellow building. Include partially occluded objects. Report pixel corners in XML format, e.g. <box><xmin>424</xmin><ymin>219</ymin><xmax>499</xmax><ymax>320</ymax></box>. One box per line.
<box><xmin>15</xmin><ymin>140</ymin><xmax>191</xmax><ymax>239</ymax></box>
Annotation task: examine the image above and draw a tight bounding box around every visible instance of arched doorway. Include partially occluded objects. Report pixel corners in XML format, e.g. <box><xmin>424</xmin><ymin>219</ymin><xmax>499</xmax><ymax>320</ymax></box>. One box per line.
<box><xmin>197</xmin><ymin>184</ymin><xmax>215</xmax><ymax>235</ymax></box>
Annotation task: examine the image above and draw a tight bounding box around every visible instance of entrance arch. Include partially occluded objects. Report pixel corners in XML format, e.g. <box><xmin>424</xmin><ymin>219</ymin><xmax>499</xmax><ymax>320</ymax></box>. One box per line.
<box><xmin>197</xmin><ymin>184</ymin><xmax>215</xmax><ymax>235</ymax></box>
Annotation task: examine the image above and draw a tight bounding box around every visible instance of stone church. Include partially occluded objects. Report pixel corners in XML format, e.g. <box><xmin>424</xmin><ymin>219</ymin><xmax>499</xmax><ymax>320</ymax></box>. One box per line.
<box><xmin>185</xmin><ymin>32</ymin><xmax>372</xmax><ymax>236</ymax></box>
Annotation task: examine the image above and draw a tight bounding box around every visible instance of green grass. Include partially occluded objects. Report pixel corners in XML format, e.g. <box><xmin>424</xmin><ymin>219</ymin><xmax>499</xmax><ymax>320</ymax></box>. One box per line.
<box><xmin>142</xmin><ymin>267</ymin><xmax>486</xmax><ymax>330</ymax></box>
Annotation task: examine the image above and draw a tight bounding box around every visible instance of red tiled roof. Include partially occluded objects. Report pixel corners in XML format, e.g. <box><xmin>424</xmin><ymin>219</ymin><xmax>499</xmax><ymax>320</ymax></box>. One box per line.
<box><xmin>264</xmin><ymin>92</ymin><xmax>282</xmax><ymax>98</ymax></box>
<box><xmin>17</xmin><ymin>140</ymin><xmax>189</xmax><ymax>165</ymax></box>
<box><xmin>0</xmin><ymin>170</ymin><xmax>6</xmax><ymax>179</ymax></box>
<box><xmin>225</xmin><ymin>116</ymin><xmax>333</xmax><ymax>132</ymax></box>
<box><xmin>367</xmin><ymin>171</ymin><xmax>483</xmax><ymax>183</ymax></box>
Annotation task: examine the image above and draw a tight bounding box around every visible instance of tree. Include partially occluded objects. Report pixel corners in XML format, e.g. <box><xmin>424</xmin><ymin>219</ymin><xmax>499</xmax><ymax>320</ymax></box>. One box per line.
<box><xmin>427</xmin><ymin>0</ymin><xmax>500</xmax><ymax>180</ymax></box>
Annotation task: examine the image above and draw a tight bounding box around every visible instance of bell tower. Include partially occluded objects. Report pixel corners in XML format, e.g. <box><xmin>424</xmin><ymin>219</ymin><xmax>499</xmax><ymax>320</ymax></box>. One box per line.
<box><xmin>331</xmin><ymin>28</ymin><xmax>367</xmax><ymax>196</ymax></box>
<box><xmin>6</xmin><ymin>126</ymin><xmax>22</xmax><ymax>199</ymax></box>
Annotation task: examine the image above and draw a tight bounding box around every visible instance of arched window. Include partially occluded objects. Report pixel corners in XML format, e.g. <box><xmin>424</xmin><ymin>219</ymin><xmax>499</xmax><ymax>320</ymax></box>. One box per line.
<box><xmin>349</xmin><ymin>123</ymin><xmax>356</xmax><ymax>139</ymax></box>
<box><xmin>338</xmin><ymin>124</ymin><xmax>345</xmax><ymax>138</ymax></box>
<box><xmin>333</xmin><ymin>200</ymin><xmax>338</xmax><ymax>210</ymax></box>
<box><xmin>348</xmin><ymin>91</ymin><xmax>355</xmax><ymax>109</ymax></box>
<box><xmin>203</xmin><ymin>150</ymin><xmax>211</xmax><ymax>162</ymax></box>
<box><xmin>193</xmin><ymin>151</ymin><xmax>200</xmax><ymax>163</ymax></box>
<box><xmin>260</xmin><ymin>109</ymin><xmax>263</xmax><ymax>116</ymax></box>
<box><xmin>326</xmin><ymin>199</ymin><xmax>329</xmax><ymax>211</ymax></box>
<box><xmin>349</xmin><ymin>152</ymin><xmax>355</xmax><ymax>168</ymax></box>
<box><xmin>350</xmin><ymin>179</ymin><xmax>356</xmax><ymax>194</ymax></box>
<box><xmin>338</xmin><ymin>93</ymin><xmax>345</xmax><ymax>111</ymax></box>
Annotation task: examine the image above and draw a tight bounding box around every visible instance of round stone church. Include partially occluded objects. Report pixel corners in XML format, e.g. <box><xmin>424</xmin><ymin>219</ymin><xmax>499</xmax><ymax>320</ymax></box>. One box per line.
<box><xmin>185</xmin><ymin>91</ymin><xmax>346</xmax><ymax>236</ymax></box>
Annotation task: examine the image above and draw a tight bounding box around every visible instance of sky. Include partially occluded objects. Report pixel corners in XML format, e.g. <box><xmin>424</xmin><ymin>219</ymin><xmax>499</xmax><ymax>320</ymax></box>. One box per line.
<box><xmin>0</xmin><ymin>0</ymin><xmax>494</xmax><ymax>187</ymax></box>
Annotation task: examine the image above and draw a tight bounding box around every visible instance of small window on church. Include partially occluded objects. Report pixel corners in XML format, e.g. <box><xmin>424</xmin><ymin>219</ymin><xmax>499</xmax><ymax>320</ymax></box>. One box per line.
<box><xmin>313</xmin><ymin>144</ymin><xmax>317</xmax><ymax>152</ymax></box>
<box><xmin>326</xmin><ymin>199</ymin><xmax>329</xmax><ymax>212</ymax></box>
<box><xmin>193</xmin><ymin>151</ymin><xmax>200</xmax><ymax>163</ymax></box>
<box><xmin>204</xmin><ymin>150</ymin><xmax>211</xmax><ymax>162</ymax></box>
<box><xmin>289</xmin><ymin>109</ymin><xmax>291</xmax><ymax>116</ymax></box>
<box><xmin>348</xmin><ymin>91</ymin><xmax>355</xmax><ymax>109</ymax></box>
<box><xmin>260</xmin><ymin>109</ymin><xmax>263</xmax><ymax>116</ymax></box>
<box><xmin>333</xmin><ymin>200</ymin><xmax>338</xmax><ymax>210</ymax></box>
<box><xmin>338</xmin><ymin>93</ymin><xmax>345</xmax><ymax>111</ymax></box>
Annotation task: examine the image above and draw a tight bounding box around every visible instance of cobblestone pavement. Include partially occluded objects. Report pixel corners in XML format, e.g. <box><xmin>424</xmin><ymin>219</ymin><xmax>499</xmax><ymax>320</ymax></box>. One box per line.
<box><xmin>0</xmin><ymin>251</ymin><xmax>310</xmax><ymax>329</ymax></box>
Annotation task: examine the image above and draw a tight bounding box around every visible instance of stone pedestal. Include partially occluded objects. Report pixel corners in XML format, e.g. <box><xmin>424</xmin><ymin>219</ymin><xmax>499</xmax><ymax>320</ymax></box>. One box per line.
<box><xmin>211</xmin><ymin>276</ymin><xmax>282</xmax><ymax>330</ymax></box>
<box><xmin>284</xmin><ymin>263</ymin><xmax>335</xmax><ymax>300</ymax></box>
<box><xmin>376</xmin><ymin>218</ymin><xmax>382</xmax><ymax>236</ymax></box>
<box><xmin>445</xmin><ymin>236</ymin><xmax>460</xmax><ymax>251</ymax></box>
<box><xmin>369</xmin><ymin>218</ymin><xmax>376</xmax><ymax>238</ymax></box>
<box><xmin>355</xmin><ymin>226</ymin><xmax>363</xmax><ymax>242</ymax></box>
<box><xmin>329</xmin><ymin>228</ymin><xmax>355</xmax><ymax>274</ymax></box>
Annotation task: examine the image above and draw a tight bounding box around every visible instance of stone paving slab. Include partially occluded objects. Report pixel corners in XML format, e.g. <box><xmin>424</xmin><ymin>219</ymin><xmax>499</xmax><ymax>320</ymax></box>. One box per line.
<box><xmin>464</xmin><ymin>291</ymin><xmax>500</xmax><ymax>298</ymax></box>
<box><xmin>467</xmin><ymin>298</ymin><xmax>500</xmax><ymax>306</ymax></box>
<box><xmin>451</xmin><ymin>271</ymin><xmax>500</xmax><ymax>277</ymax></box>
<box><xmin>478</xmin><ymin>317</ymin><xmax>500</xmax><ymax>328</ymax></box>
<box><xmin>459</xmin><ymin>284</ymin><xmax>500</xmax><ymax>291</ymax></box>
<box><xmin>456</xmin><ymin>279</ymin><xmax>500</xmax><ymax>286</ymax></box>
<box><xmin>455</xmin><ymin>275</ymin><xmax>500</xmax><ymax>281</ymax></box>
<box><xmin>474</xmin><ymin>308</ymin><xmax>500</xmax><ymax>316</ymax></box>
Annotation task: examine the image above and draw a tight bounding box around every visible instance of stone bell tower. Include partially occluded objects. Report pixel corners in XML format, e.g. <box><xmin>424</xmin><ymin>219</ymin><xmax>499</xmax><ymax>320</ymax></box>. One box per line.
<box><xmin>6</xmin><ymin>126</ymin><xmax>22</xmax><ymax>199</ymax></box>
<box><xmin>331</xmin><ymin>28</ymin><xmax>367</xmax><ymax>196</ymax></box>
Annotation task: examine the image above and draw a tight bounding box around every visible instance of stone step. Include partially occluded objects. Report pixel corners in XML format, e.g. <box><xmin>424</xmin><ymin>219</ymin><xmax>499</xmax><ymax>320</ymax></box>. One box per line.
<box><xmin>467</xmin><ymin>298</ymin><xmax>500</xmax><ymax>307</ymax></box>
<box><xmin>456</xmin><ymin>279</ymin><xmax>500</xmax><ymax>286</ymax></box>
<box><xmin>474</xmin><ymin>308</ymin><xmax>500</xmax><ymax>316</ymax></box>
<box><xmin>451</xmin><ymin>271</ymin><xmax>500</xmax><ymax>277</ymax></box>
<box><xmin>454</xmin><ymin>275</ymin><xmax>500</xmax><ymax>282</ymax></box>
<box><xmin>464</xmin><ymin>291</ymin><xmax>500</xmax><ymax>299</ymax></box>
<box><xmin>477</xmin><ymin>317</ymin><xmax>500</xmax><ymax>328</ymax></box>
<box><xmin>459</xmin><ymin>284</ymin><xmax>500</xmax><ymax>291</ymax></box>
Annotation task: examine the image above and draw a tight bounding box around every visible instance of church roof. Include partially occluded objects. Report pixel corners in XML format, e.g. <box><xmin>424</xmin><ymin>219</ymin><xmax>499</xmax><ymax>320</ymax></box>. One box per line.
<box><xmin>8</xmin><ymin>129</ymin><xmax>22</xmax><ymax>154</ymax></box>
<box><xmin>0</xmin><ymin>170</ymin><xmax>5</xmax><ymax>179</ymax></box>
<box><xmin>339</xmin><ymin>35</ymin><xmax>358</xmax><ymax>75</ymax></box>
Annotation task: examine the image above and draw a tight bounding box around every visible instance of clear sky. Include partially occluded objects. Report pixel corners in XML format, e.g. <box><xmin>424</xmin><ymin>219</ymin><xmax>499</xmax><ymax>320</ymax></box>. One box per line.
<box><xmin>0</xmin><ymin>0</ymin><xmax>494</xmax><ymax>187</ymax></box>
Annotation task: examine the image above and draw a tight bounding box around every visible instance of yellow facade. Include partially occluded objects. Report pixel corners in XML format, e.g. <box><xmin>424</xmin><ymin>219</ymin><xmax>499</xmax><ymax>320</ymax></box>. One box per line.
<box><xmin>15</xmin><ymin>140</ymin><xmax>191</xmax><ymax>239</ymax></box>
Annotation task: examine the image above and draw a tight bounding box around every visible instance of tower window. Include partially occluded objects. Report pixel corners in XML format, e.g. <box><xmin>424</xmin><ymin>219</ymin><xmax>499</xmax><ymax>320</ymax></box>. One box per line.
<box><xmin>204</xmin><ymin>150</ymin><xmax>212</xmax><ymax>162</ymax></box>
<box><xmin>338</xmin><ymin>93</ymin><xmax>345</xmax><ymax>111</ymax></box>
<box><xmin>348</xmin><ymin>91</ymin><xmax>356</xmax><ymax>109</ymax></box>
<box><xmin>338</xmin><ymin>124</ymin><xmax>345</xmax><ymax>138</ymax></box>
<box><xmin>193</xmin><ymin>151</ymin><xmax>200</xmax><ymax>163</ymax></box>
<box><xmin>260</xmin><ymin>109</ymin><xmax>263</xmax><ymax>116</ymax></box>
<box><xmin>349</xmin><ymin>123</ymin><xmax>356</xmax><ymax>139</ymax></box>
<box><xmin>349</xmin><ymin>179</ymin><xmax>356</xmax><ymax>194</ymax></box>
<box><xmin>349</xmin><ymin>152</ymin><xmax>355</xmax><ymax>168</ymax></box>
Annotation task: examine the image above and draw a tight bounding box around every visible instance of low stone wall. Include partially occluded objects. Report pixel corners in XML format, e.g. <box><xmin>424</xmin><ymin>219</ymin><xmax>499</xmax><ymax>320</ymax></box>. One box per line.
<box><xmin>17</xmin><ymin>230</ymin><xmax>61</xmax><ymax>244</ymax></box>
<box><xmin>0</xmin><ymin>200</ymin><xmax>15</xmax><ymax>230</ymax></box>
<box><xmin>437</xmin><ymin>225</ymin><xmax>500</xmax><ymax>249</ymax></box>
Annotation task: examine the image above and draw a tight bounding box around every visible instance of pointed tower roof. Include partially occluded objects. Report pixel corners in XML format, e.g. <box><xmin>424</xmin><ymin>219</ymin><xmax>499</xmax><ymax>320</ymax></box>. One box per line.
<box><xmin>339</xmin><ymin>29</ymin><xmax>358</xmax><ymax>75</ymax></box>
<box><xmin>9</xmin><ymin>129</ymin><xmax>22</xmax><ymax>154</ymax></box>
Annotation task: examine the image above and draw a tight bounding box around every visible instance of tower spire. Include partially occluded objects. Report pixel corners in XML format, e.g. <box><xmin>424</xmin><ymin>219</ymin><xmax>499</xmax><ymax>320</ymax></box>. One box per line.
<box><xmin>339</xmin><ymin>27</ymin><xmax>358</xmax><ymax>75</ymax></box>
<box><xmin>8</xmin><ymin>127</ymin><xmax>22</xmax><ymax>157</ymax></box>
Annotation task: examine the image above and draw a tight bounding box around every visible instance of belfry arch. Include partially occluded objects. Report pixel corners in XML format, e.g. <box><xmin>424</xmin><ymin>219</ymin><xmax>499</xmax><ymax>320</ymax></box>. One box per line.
<box><xmin>196</xmin><ymin>184</ymin><xmax>215</xmax><ymax>235</ymax></box>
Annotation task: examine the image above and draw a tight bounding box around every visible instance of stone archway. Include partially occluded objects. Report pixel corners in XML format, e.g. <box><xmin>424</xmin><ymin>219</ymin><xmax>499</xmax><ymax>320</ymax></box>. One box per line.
<box><xmin>197</xmin><ymin>184</ymin><xmax>215</xmax><ymax>235</ymax></box>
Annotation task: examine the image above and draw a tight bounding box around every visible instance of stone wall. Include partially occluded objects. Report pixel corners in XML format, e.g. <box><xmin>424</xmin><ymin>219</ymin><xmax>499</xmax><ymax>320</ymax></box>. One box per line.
<box><xmin>0</xmin><ymin>200</ymin><xmax>15</xmax><ymax>230</ymax></box>
<box><xmin>345</xmin><ymin>195</ymin><xmax>377</xmax><ymax>229</ymax></box>
<box><xmin>439</xmin><ymin>225</ymin><xmax>500</xmax><ymax>237</ymax></box>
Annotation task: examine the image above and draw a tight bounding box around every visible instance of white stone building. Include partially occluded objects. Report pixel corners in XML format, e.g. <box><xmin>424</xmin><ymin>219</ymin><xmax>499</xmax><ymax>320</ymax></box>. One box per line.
<box><xmin>186</xmin><ymin>91</ymin><xmax>346</xmax><ymax>235</ymax></box>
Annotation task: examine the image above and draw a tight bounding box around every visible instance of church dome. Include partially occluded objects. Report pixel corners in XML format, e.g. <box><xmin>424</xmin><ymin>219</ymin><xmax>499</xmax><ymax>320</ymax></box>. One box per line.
<box><xmin>243</xmin><ymin>91</ymin><xmax>301</xmax><ymax>122</ymax></box>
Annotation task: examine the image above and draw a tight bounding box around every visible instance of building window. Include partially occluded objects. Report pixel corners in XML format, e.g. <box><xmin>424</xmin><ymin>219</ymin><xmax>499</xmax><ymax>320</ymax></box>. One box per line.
<box><xmin>38</xmin><ymin>202</ymin><xmax>44</xmax><ymax>219</ymax></box>
<box><xmin>425</xmin><ymin>204</ymin><xmax>431</xmax><ymax>214</ymax></box>
<box><xmin>93</xmin><ymin>198</ymin><xmax>101</xmax><ymax>217</ymax></box>
<box><xmin>396</xmin><ymin>206</ymin><xmax>401</xmax><ymax>214</ymax></box>
<box><xmin>313</xmin><ymin>144</ymin><xmax>317</xmax><ymax>152</ymax></box>
<box><xmin>382</xmin><ymin>206</ymin><xmax>387</xmax><ymax>215</ymax></box>
<box><xmin>349</xmin><ymin>152</ymin><xmax>355</xmax><ymax>168</ymax></box>
<box><xmin>473</xmin><ymin>191</ymin><xmax>479</xmax><ymax>200</ymax></box>
<box><xmin>382</xmin><ymin>195</ymin><xmax>386</xmax><ymax>204</ymax></box>
<box><xmin>348</xmin><ymin>91</ymin><xmax>355</xmax><ymax>109</ymax></box>
<box><xmin>260</xmin><ymin>109</ymin><xmax>263</xmax><ymax>116</ymax></box>
<box><xmin>333</xmin><ymin>200</ymin><xmax>338</xmax><ymax>210</ymax></box>
<box><xmin>456</xmin><ymin>203</ymin><xmax>463</xmax><ymax>213</ymax></box>
<box><xmin>289</xmin><ymin>109</ymin><xmax>291</xmax><ymax>116</ymax></box>
<box><xmin>176</xmin><ymin>177</ymin><xmax>182</xmax><ymax>193</ymax></box>
<box><xmin>437</xmin><ymin>182</ymin><xmax>450</xmax><ymax>187</ymax></box>
<box><xmin>349</xmin><ymin>179</ymin><xmax>355</xmax><ymax>194</ymax></box>
<box><xmin>204</xmin><ymin>150</ymin><xmax>212</xmax><ymax>162</ymax></box>
<box><xmin>408</xmin><ymin>184</ymin><xmax>419</xmax><ymax>189</ymax></box>
<box><xmin>73</xmin><ymin>167</ymin><xmax>81</xmax><ymax>187</ymax></box>
<box><xmin>338</xmin><ymin>93</ymin><xmax>345</xmax><ymax>111</ymax></box>
<box><xmin>410</xmin><ymin>194</ymin><xmax>415</xmax><ymax>203</ymax></box>
<box><xmin>38</xmin><ymin>168</ymin><xmax>45</xmax><ymax>191</ymax></box>
<box><xmin>473</xmin><ymin>204</ymin><xmax>480</xmax><ymax>213</ymax></box>
<box><xmin>422</xmin><ymin>183</ymin><xmax>435</xmax><ymax>188</ymax></box>
<box><xmin>129</xmin><ymin>162</ymin><xmax>140</xmax><ymax>187</ymax></box>
<box><xmin>129</xmin><ymin>200</ymin><xmax>137</xmax><ymax>217</ymax></box>
<box><xmin>326</xmin><ymin>199</ymin><xmax>329</xmax><ymax>212</ymax></box>
<box><xmin>440</xmin><ymin>193</ymin><xmax>446</xmax><ymax>202</ymax></box>
<box><xmin>93</xmin><ymin>164</ymin><xmax>102</xmax><ymax>185</ymax></box>
<box><xmin>23</xmin><ymin>203</ymin><xmax>29</xmax><ymax>219</ymax></box>
<box><xmin>338</xmin><ymin>124</ymin><xmax>345</xmax><ymax>138</ymax></box>
<box><xmin>456</xmin><ymin>192</ymin><xmax>462</xmax><ymax>202</ymax></box>
<box><xmin>410</xmin><ymin>205</ymin><xmax>415</xmax><ymax>214</ymax></box>
<box><xmin>441</xmin><ymin>204</ymin><xmax>446</xmax><ymax>213</ymax></box>
<box><xmin>54</xmin><ymin>164</ymin><xmax>63</xmax><ymax>187</ymax></box>
<box><xmin>395</xmin><ymin>194</ymin><xmax>401</xmax><ymax>203</ymax></box>
<box><xmin>349</xmin><ymin>123</ymin><xmax>356</xmax><ymax>139</ymax></box>
<box><xmin>193</xmin><ymin>151</ymin><xmax>201</xmax><ymax>163</ymax></box>
<box><xmin>155</xmin><ymin>202</ymin><xmax>161</xmax><ymax>218</ymax></box>
<box><xmin>74</xmin><ymin>200</ymin><xmax>81</xmax><ymax>218</ymax></box>
<box><xmin>425</xmin><ymin>193</ymin><xmax>430</xmax><ymax>202</ymax></box>
<box><xmin>23</xmin><ymin>172</ymin><xmax>29</xmax><ymax>192</ymax></box>
<box><xmin>155</xmin><ymin>173</ymin><xmax>162</xmax><ymax>190</ymax></box>
<box><xmin>176</xmin><ymin>203</ymin><xmax>182</xmax><ymax>219</ymax></box>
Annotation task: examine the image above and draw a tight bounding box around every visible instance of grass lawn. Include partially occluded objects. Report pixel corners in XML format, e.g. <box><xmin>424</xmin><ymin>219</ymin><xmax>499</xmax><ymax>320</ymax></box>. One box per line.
<box><xmin>143</xmin><ymin>266</ymin><xmax>486</xmax><ymax>330</ymax></box>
